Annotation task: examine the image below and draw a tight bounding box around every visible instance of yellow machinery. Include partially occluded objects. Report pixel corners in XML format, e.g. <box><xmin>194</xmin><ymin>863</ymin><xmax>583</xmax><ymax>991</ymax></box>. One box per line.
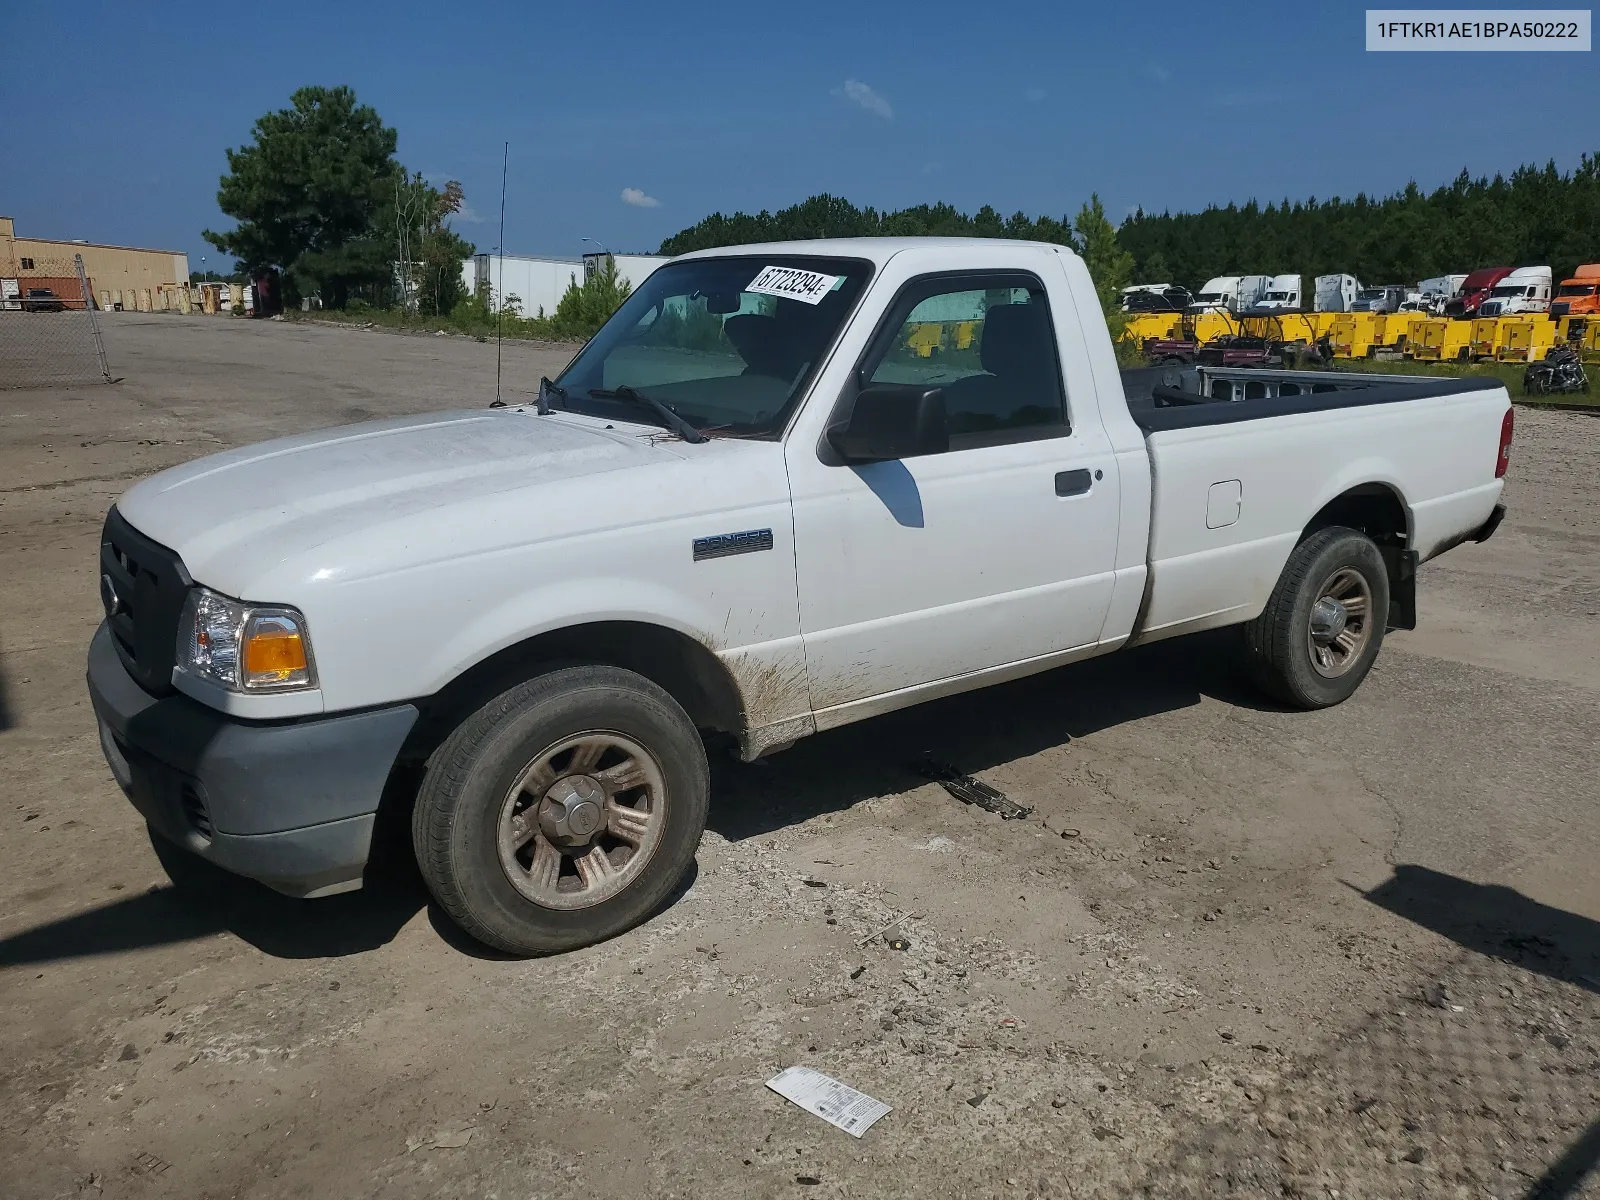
<box><xmin>1303</xmin><ymin>312</ymin><xmax>1339</xmax><ymax>339</ymax></box>
<box><xmin>1555</xmin><ymin>314</ymin><xmax>1598</xmax><ymax>360</ymax></box>
<box><xmin>1468</xmin><ymin>317</ymin><xmax>1503</xmax><ymax>360</ymax></box>
<box><xmin>1373</xmin><ymin>311</ymin><xmax>1426</xmax><ymax>354</ymax></box>
<box><xmin>1411</xmin><ymin>318</ymin><xmax>1473</xmax><ymax>361</ymax></box>
<box><xmin>1192</xmin><ymin>311</ymin><xmax>1236</xmax><ymax>342</ymax></box>
<box><xmin>1496</xmin><ymin>317</ymin><xmax>1557</xmax><ymax>362</ymax></box>
<box><xmin>1330</xmin><ymin>312</ymin><xmax>1375</xmax><ymax>358</ymax></box>
<box><xmin>1123</xmin><ymin>313</ymin><xmax>1183</xmax><ymax>344</ymax></box>
<box><xmin>1247</xmin><ymin>313</ymin><xmax>1318</xmax><ymax>344</ymax></box>
<box><xmin>906</xmin><ymin>322</ymin><xmax>944</xmax><ymax>357</ymax></box>
<box><xmin>952</xmin><ymin>320</ymin><xmax>977</xmax><ymax>351</ymax></box>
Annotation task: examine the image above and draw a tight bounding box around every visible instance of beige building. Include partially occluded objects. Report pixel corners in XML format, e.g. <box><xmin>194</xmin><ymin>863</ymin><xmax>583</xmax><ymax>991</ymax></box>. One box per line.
<box><xmin>0</xmin><ymin>216</ymin><xmax>189</xmax><ymax>310</ymax></box>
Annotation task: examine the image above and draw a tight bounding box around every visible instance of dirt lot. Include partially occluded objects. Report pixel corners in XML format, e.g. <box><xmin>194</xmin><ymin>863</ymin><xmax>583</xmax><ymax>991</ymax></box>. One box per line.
<box><xmin>2</xmin><ymin>314</ymin><xmax>1597</xmax><ymax>1200</ymax></box>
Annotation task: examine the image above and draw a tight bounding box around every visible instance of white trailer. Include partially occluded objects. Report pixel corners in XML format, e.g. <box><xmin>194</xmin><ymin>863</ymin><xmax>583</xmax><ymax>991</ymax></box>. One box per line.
<box><xmin>462</xmin><ymin>254</ymin><xmax>586</xmax><ymax>318</ymax></box>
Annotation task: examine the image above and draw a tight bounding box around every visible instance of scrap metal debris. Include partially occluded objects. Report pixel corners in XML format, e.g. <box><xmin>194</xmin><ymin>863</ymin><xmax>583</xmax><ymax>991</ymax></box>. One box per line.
<box><xmin>913</xmin><ymin>758</ymin><xmax>1033</xmax><ymax>820</ymax></box>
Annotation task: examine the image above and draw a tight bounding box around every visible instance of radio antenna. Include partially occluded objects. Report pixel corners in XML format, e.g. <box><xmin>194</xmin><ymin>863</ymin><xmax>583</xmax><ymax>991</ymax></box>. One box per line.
<box><xmin>495</xmin><ymin>141</ymin><xmax>508</xmax><ymax>406</ymax></box>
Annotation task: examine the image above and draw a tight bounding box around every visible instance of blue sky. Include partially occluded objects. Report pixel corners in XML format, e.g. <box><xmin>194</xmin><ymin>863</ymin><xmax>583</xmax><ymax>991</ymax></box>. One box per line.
<box><xmin>3</xmin><ymin>1</ymin><xmax>1596</xmax><ymax>270</ymax></box>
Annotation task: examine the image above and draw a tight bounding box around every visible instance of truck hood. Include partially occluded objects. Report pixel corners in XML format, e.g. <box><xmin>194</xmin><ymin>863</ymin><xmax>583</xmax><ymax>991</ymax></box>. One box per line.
<box><xmin>117</xmin><ymin>409</ymin><xmax>689</xmax><ymax>587</ymax></box>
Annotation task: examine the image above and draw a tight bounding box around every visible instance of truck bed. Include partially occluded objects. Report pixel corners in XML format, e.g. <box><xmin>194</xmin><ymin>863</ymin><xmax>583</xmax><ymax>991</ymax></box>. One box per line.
<box><xmin>1120</xmin><ymin>365</ymin><xmax>1505</xmax><ymax>431</ymax></box>
<box><xmin>1116</xmin><ymin>366</ymin><xmax>1509</xmax><ymax>645</ymax></box>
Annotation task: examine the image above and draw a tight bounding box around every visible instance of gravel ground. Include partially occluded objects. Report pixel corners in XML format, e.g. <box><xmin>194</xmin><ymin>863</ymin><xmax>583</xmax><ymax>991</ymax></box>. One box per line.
<box><xmin>1</xmin><ymin>314</ymin><xmax>1596</xmax><ymax>1199</ymax></box>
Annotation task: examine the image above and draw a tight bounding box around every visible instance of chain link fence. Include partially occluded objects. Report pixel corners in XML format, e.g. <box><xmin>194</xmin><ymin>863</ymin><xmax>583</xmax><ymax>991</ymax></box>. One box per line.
<box><xmin>0</xmin><ymin>254</ymin><xmax>113</xmax><ymax>389</ymax></box>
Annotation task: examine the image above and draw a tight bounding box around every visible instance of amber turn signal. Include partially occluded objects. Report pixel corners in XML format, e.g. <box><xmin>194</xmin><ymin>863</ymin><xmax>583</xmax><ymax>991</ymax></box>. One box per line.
<box><xmin>244</xmin><ymin>629</ymin><xmax>308</xmax><ymax>678</ymax></box>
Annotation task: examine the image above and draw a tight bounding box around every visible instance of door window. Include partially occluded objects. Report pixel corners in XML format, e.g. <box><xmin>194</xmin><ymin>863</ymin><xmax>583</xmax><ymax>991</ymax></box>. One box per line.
<box><xmin>861</xmin><ymin>274</ymin><xmax>1069</xmax><ymax>447</ymax></box>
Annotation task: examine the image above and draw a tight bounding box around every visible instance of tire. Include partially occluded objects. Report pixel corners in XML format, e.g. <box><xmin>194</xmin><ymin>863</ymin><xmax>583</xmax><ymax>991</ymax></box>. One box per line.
<box><xmin>413</xmin><ymin>666</ymin><xmax>709</xmax><ymax>956</ymax></box>
<box><xmin>1243</xmin><ymin>526</ymin><xmax>1390</xmax><ymax>709</ymax></box>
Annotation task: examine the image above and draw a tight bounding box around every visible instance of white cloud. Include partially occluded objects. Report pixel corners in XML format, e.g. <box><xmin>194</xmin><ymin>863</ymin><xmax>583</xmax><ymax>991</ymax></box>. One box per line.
<box><xmin>454</xmin><ymin>204</ymin><xmax>485</xmax><ymax>224</ymax></box>
<box><xmin>621</xmin><ymin>187</ymin><xmax>661</xmax><ymax>208</ymax></box>
<box><xmin>1143</xmin><ymin>62</ymin><xmax>1171</xmax><ymax>82</ymax></box>
<box><xmin>1025</xmin><ymin>86</ymin><xmax>1046</xmax><ymax>103</ymax></box>
<box><xmin>833</xmin><ymin>79</ymin><xmax>893</xmax><ymax>120</ymax></box>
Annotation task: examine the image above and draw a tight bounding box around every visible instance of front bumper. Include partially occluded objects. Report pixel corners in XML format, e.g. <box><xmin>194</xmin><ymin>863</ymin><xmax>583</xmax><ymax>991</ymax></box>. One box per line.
<box><xmin>86</xmin><ymin>621</ymin><xmax>417</xmax><ymax>898</ymax></box>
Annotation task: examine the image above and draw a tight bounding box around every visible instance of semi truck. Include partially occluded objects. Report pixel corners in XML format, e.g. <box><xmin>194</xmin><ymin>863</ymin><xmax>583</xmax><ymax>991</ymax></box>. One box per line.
<box><xmin>1189</xmin><ymin>276</ymin><xmax>1243</xmax><ymax>312</ymax></box>
<box><xmin>87</xmin><ymin>238</ymin><xmax>1513</xmax><ymax>956</ymax></box>
<box><xmin>1249</xmin><ymin>274</ymin><xmax>1302</xmax><ymax>312</ymax></box>
<box><xmin>1476</xmin><ymin>266</ymin><xmax>1552</xmax><ymax>317</ymax></box>
<box><xmin>1445</xmin><ymin>267</ymin><xmax>1513</xmax><ymax>318</ymax></box>
<box><xmin>1314</xmin><ymin>274</ymin><xmax>1360</xmax><ymax>313</ymax></box>
<box><xmin>1550</xmin><ymin>264</ymin><xmax>1600</xmax><ymax>318</ymax></box>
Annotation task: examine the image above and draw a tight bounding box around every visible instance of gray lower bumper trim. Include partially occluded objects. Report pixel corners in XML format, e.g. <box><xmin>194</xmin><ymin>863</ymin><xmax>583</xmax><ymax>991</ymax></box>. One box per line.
<box><xmin>86</xmin><ymin>621</ymin><xmax>417</xmax><ymax>895</ymax></box>
<box><xmin>206</xmin><ymin>815</ymin><xmax>378</xmax><ymax>899</ymax></box>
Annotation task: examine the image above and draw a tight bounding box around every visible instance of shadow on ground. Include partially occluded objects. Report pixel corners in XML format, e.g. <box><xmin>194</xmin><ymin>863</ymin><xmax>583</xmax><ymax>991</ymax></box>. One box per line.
<box><xmin>1135</xmin><ymin>867</ymin><xmax>1600</xmax><ymax>1198</ymax></box>
<box><xmin>1</xmin><ymin>629</ymin><xmax>1268</xmax><ymax>968</ymax></box>
<box><xmin>0</xmin><ymin>829</ymin><xmax>429</xmax><ymax>967</ymax></box>
<box><xmin>708</xmin><ymin>627</ymin><xmax>1276</xmax><ymax>841</ymax></box>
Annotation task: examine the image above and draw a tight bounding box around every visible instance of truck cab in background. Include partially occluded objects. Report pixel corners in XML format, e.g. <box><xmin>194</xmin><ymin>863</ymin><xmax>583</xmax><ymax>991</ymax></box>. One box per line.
<box><xmin>1548</xmin><ymin>265</ymin><xmax>1600</xmax><ymax>319</ymax></box>
<box><xmin>1445</xmin><ymin>267</ymin><xmax>1512</xmax><ymax>318</ymax></box>
<box><xmin>1314</xmin><ymin>274</ymin><xmax>1360</xmax><ymax>312</ymax></box>
<box><xmin>1352</xmin><ymin>285</ymin><xmax>1406</xmax><ymax>314</ymax></box>
<box><xmin>1249</xmin><ymin>274</ymin><xmax>1302</xmax><ymax>312</ymax></box>
<box><xmin>1414</xmin><ymin>274</ymin><xmax>1467</xmax><ymax>315</ymax></box>
<box><xmin>1476</xmin><ymin>266</ymin><xmax>1552</xmax><ymax>317</ymax></box>
<box><xmin>1236</xmin><ymin>275</ymin><xmax>1271</xmax><ymax>312</ymax></box>
<box><xmin>1119</xmin><ymin>283</ymin><xmax>1194</xmax><ymax>313</ymax></box>
<box><xmin>1190</xmin><ymin>276</ymin><xmax>1242</xmax><ymax>312</ymax></box>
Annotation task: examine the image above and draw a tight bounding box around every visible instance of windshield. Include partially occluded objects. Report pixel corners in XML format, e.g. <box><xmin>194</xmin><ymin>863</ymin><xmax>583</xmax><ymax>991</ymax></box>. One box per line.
<box><xmin>553</xmin><ymin>255</ymin><xmax>872</xmax><ymax>438</ymax></box>
<box><xmin>1356</xmin><ymin>289</ymin><xmax>1384</xmax><ymax>300</ymax></box>
<box><xmin>1194</xmin><ymin>292</ymin><xmax>1221</xmax><ymax>302</ymax></box>
<box><xmin>1558</xmin><ymin>283</ymin><xmax>1597</xmax><ymax>297</ymax></box>
<box><xmin>1264</xmin><ymin>291</ymin><xmax>1292</xmax><ymax>301</ymax></box>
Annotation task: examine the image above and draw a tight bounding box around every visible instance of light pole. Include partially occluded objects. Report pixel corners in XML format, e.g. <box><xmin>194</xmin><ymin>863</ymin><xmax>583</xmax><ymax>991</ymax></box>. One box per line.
<box><xmin>581</xmin><ymin>237</ymin><xmax>607</xmax><ymax>282</ymax></box>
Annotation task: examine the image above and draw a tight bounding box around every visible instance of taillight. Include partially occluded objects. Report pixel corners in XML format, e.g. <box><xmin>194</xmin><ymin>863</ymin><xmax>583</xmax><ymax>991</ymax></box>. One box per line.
<box><xmin>1495</xmin><ymin>407</ymin><xmax>1514</xmax><ymax>478</ymax></box>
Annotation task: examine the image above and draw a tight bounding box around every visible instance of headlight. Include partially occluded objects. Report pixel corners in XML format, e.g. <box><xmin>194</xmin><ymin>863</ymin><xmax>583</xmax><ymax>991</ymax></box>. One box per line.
<box><xmin>177</xmin><ymin>587</ymin><xmax>318</xmax><ymax>692</ymax></box>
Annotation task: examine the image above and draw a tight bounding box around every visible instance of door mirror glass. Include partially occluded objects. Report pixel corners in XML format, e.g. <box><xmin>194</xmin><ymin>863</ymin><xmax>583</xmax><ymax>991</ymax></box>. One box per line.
<box><xmin>828</xmin><ymin>386</ymin><xmax>948</xmax><ymax>463</ymax></box>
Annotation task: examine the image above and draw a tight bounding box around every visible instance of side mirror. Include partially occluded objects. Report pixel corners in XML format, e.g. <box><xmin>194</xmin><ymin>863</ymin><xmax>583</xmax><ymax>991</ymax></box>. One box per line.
<box><xmin>827</xmin><ymin>386</ymin><xmax>949</xmax><ymax>463</ymax></box>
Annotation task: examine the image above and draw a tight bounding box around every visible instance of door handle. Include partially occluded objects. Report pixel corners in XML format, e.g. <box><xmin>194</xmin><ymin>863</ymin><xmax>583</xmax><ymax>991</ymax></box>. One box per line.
<box><xmin>1054</xmin><ymin>468</ymin><xmax>1092</xmax><ymax>497</ymax></box>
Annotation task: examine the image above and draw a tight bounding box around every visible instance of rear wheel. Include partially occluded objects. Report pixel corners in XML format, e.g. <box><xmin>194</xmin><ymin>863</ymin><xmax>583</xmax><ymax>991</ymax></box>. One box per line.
<box><xmin>413</xmin><ymin>666</ymin><xmax>709</xmax><ymax>955</ymax></box>
<box><xmin>1244</xmin><ymin>527</ymin><xmax>1390</xmax><ymax>708</ymax></box>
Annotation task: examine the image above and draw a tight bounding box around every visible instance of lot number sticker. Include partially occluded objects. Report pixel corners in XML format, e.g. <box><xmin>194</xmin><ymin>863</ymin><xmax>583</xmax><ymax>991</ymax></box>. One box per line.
<box><xmin>765</xmin><ymin>1066</ymin><xmax>892</xmax><ymax>1137</ymax></box>
<box><xmin>746</xmin><ymin>265</ymin><xmax>840</xmax><ymax>305</ymax></box>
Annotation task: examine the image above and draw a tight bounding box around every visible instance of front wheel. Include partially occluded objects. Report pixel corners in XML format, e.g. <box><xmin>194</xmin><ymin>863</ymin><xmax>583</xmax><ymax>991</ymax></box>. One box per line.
<box><xmin>1243</xmin><ymin>527</ymin><xmax>1390</xmax><ymax>708</ymax></box>
<box><xmin>413</xmin><ymin>666</ymin><xmax>709</xmax><ymax>956</ymax></box>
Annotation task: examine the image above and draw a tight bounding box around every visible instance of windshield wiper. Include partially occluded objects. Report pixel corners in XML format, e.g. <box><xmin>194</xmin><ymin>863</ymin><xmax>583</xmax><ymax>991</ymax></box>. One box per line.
<box><xmin>587</xmin><ymin>386</ymin><xmax>708</xmax><ymax>444</ymax></box>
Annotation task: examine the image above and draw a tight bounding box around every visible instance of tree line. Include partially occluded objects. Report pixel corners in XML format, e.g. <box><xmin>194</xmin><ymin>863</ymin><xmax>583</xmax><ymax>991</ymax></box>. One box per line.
<box><xmin>207</xmin><ymin>86</ymin><xmax>1598</xmax><ymax>332</ymax></box>
<box><xmin>1119</xmin><ymin>155</ymin><xmax>1600</xmax><ymax>291</ymax></box>
<box><xmin>660</xmin><ymin>153</ymin><xmax>1600</xmax><ymax>296</ymax></box>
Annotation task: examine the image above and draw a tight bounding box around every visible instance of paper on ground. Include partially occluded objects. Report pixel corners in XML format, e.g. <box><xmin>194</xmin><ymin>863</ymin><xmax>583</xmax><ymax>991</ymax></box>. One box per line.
<box><xmin>766</xmin><ymin>1066</ymin><xmax>891</xmax><ymax>1138</ymax></box>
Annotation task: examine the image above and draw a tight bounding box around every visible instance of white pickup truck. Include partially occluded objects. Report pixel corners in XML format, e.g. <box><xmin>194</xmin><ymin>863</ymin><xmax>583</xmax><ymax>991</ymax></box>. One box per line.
<box><xmin>88</xmin><ymin>238</ymin><xmax>1512</xmax><ymax>955</ymax></box>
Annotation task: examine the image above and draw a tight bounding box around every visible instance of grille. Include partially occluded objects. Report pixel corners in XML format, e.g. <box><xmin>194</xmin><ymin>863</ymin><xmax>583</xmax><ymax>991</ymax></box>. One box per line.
<box><xmin>179</xmin><ymin>782</ymin><xmax>213</xmax><ymax>840</ymax></box>
<box><xmin>100</xmin><ymin>507</ymin><xmax>193</xmax><ymax>696</ymax></box>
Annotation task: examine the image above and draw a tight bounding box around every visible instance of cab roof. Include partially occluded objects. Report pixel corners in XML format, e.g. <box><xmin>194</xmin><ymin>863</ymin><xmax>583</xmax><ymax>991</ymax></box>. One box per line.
<box><xmin>674</xmin><ymin>237</ymin><xmax>1079</xmax><ymax>268</ymax></box>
